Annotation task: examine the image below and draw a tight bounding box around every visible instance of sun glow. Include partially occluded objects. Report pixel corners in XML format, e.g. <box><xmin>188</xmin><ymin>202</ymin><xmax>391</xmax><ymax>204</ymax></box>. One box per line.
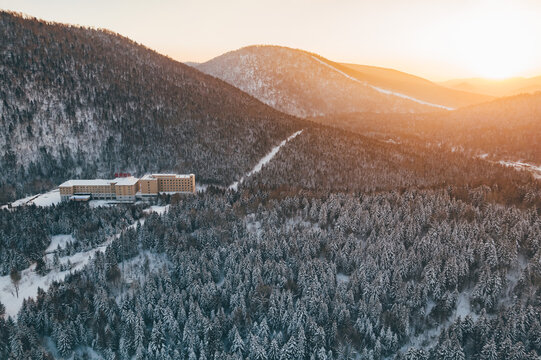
<box><xmin>450</xmin><ymin>1</ymin><xmax>536</xmax><ymax>79</ymax></box>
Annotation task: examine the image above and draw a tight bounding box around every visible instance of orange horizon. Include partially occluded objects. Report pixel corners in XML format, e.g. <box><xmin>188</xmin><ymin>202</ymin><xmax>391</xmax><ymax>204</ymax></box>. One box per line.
<box><xmin>2</xmin><ymin>0</ymin><xmax>541</xmax><ymax>82</ymax></box>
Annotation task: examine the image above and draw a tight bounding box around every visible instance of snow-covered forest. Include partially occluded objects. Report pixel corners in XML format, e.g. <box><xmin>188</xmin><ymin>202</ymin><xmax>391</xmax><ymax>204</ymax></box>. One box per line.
<box><xmin>2</xmin><ymin>9</ymin><xmax>541</xmax><ymax>360</ymax></box>
<box><xmin>2</xmin><ymin>187</ymin><xmax>541</xmax><ymax>359</ymax></box>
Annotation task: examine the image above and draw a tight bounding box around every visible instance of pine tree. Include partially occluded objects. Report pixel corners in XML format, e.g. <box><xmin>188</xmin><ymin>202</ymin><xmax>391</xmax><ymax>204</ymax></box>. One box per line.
<box><xmin>230</xmin><ymin>328</ymin><xmax>245</xmax><ymax>356</ymax></box>
<box><xmin>57</xmin><ymin>327</ymin><xmax>74</xmax><ymax>357</ymax></box>
<box><xmin>480</xmin><ymin>339</ymin><xmax>498</xmax><ymax>360</ymax></box>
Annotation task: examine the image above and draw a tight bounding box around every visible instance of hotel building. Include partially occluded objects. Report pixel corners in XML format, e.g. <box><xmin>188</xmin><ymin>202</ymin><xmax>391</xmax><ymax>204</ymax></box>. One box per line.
<box><xmin>59</xmin><ymin>173</ymin><xmax>195</xmax><ymax>202</ymax></box>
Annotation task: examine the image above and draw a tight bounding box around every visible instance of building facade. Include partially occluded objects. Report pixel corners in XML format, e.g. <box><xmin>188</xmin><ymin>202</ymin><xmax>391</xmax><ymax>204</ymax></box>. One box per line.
<box><xmin>59</xmin><ymin>174</ymin><xmax>196</xmax><ymax>202</ymax></box>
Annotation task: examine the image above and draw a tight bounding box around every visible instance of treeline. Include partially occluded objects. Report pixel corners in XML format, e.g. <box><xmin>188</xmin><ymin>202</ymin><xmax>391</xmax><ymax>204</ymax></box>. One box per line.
<box><xmin>2</xmin><ymin>188</ymin><xmax>540</xmax><ymax>359</ymax></box>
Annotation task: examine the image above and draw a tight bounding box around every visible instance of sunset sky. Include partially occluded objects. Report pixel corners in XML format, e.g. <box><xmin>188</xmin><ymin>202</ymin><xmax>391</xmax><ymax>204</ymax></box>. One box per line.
<box><xmin>2</xmin><ymin>0</ymin><xmax>540</xmax><ymax>81</ymax></box>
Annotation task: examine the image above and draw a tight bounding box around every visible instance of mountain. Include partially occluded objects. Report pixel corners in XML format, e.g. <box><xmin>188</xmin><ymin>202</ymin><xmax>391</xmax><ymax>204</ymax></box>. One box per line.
<box><xmin>439</xmin><ymin>76</ymin><xmax>541</xmax><ymax>97</ymax></box>
<box><xmin>197</xmin><ymin>45</ymin><xmax>453</xmax><ymax>118</ymax></box>
<box><xmin>0</xmin><ymin>12</ymin><xmax>305</xmax><ymax>202</ymax></box>
<box><xmin>196</xmin><ymin>45</ymin><xmax>492</xmax><ymax>118</ymax></box>
<box><xmin>339</xmin><ymin>63</ymin><xmax>494</xmax><ymax>108</ymax></box>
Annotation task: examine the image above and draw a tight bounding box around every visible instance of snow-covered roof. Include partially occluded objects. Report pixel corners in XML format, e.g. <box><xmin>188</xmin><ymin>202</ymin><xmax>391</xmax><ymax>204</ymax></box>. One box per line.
<box><xmin>140</xmin><ymin>174</ymin><xmax>157</xmax><ymax>180</ymax></box>
<box><xmin>113</xmin><ymin>176</ymin><xmax>139</xmax><ymax>186</ymax></box>
<box><xmin>154</xmin><ymin>173</ymin><xmax>193</xmax><ymax>179</ymax></box>
<box><xmin>59</xmin><ymin>179</ymin><xmax>114</xmax><ymax>187</ymax></box>
<box><xmin>141</xmin><ymin>173</ymin><xmax>194</xmax><ymax>180</ymax></box>
<box><xmin>60</xmin><ymin>176</ymin><xmax>139</xmax><ymax>187</ymax></box>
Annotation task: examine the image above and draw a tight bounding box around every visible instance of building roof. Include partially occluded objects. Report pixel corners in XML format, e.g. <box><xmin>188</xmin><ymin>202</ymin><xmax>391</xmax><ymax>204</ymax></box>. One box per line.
<box><xmin>59</xmin><ymin>174</ymin><xmax>194</xmax><ymax>188</ymax></box>
<box><xmin>114</xmin><ymin>176</ymin><xmax>139</xmax><ymax>186</ymax></box>
<box><xmin>140</xmin><ymin>174</ymin><xmax>157</xmax><ymax>180</ymax></box>
<box><xmin>59</xmin><ymin>179</ymin><xmax>114</xmax><ymax>187</ymax></box>
<box><xmin>142</xmin><ymin>173</ymin><xmax>194</xmax><ymax>180</ymax></box>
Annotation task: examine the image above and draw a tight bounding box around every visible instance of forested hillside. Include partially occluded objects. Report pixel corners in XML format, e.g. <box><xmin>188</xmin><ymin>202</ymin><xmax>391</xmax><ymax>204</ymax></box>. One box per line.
<box><xmin>244</xmin><ymin>126</ymin><xmax>541</xmax><ymax>206</ymax></box>
<box><xmin>312</xmin><ymin>93</ymin><xmax>541</xmax><ymax>164</ymax></box>
<box><xmin>0</xmin><ymin>12</ymin><xmax>304</xmax><ymax>203</ymax></box>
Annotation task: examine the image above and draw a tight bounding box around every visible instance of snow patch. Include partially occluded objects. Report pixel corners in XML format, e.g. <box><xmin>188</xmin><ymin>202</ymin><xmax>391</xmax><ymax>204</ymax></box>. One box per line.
<box><xmin>336</xmin><ymin>273</ymin><xmax>350</xmax><ymax>284</ymax></box>
<box><xmin>453</xmin><ymin>292</ymin><xmax>477</xmax><ymax>321</ymax></box>
<box><xmin>143</xmin><ymin>205</ymin><xmax>170</xmax><ymax>215</ymax></box>
<box><xmin>2</xmin><ymin>189</ymin><xmax>61</xmax><ymax>209</ymax></box>
<box><xmin>88</xmin><ymin>200</ymin><xmax>115</xmax><ymax>208</ymax></box>
<box><xmin>118</xmin><ymin>251</ymin><xmax>171</xmax><ymax>287</ymax></box>
<box><xmin>45</xmin><ymin>234</ymin><xmax>74</xmax><ymax>254</ymax></box>
<box><xmin>499</xmin><ymin>160</ymin><xmax>541</xmax><ymax>179</ymax></box>
<box><xmin>0</xmin><ymin>242</ymin><xmax>108</xmax><ymax>319</ymax></box>
<box><xmin>310</xmin><ymin>56</ymin><xmax>454</xmax><ymax>110</ymax></box>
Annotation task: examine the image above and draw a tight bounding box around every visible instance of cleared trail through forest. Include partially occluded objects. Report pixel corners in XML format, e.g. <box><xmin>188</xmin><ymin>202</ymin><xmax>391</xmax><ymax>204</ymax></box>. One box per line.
<box><xmin>229</xmin><ymin>129</ymin><xmax>303</xmax><ymax>191</ymax></box>
<box><xmin>310</xmin><ymin>56</ymin><xmax>454</xmax><ymax>110</ymax></box>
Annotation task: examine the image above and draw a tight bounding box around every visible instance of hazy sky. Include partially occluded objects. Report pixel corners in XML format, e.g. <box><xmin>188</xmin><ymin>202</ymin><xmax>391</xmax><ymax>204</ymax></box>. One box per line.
<box><xmin>2</xmin><ymin>0</ymin><xmax>540</xmax><ymax>80</ymax></box>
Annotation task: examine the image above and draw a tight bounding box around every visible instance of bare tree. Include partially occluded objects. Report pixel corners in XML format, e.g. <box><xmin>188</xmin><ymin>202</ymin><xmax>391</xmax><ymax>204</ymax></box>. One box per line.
<box><xmin>10</xmin><ymin>268</ymin><xmax>21</xmax><ymax>298</ymax></box>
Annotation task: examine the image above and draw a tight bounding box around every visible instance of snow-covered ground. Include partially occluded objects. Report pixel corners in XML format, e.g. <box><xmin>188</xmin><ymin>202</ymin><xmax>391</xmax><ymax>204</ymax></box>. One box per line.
<box><xmin>310</xmin><ymin>56</ymin><xmax>454</xmax><ymax>111</ymax></box>
<box><xmin>118</xmin><ymin>251</ymin><xmax>171</xmax><ymax>288</ymax></box>
<box><xmin>2</xmin><ymin>189</ymin><xmax>62</xmax><ymax>210</ymax></box>
<box><xmin>0</xmin><ymin>217</ymin><xmax>147</xmax><ymax>319</ymax></box>
<box><xmin>336</xmin><ymin>273</ymin><xmax>350</xmax><ymax>284</ymax></box>
<box><xmin>45</xmin><ymin>234</ymin><xmax>74</xmax><ymax>254</ymax></box>
<box><xmin>0</xmin><ymin>239</ymin><xmax>110</xmax><ymax>319</ymax></box>
<box><xmin>143</xmin><ymin>205</ymin><xmax>170</xmax><ymax>215</ymax></box>
<box><xmin>88</xmin><ymin>200</ymin><xmax>115</xmax><ymax>208</ymax></box>
<box><xmin>196</xmin><ymin>184</ymin><xmax>208</xmax><ymax>192</ymax></box>
<box><xmin>401</xmin><ymin>290</ymin><xmax>476</xmax><ymax>352</ymax></box>
<box><xmin>229</xmin><ymin>130</ymin><xmax>303</xmax><ymax>190</ymax></box>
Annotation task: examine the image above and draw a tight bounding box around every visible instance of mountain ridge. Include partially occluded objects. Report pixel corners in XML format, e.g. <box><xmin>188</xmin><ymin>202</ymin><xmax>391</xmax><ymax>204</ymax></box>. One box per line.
<box><xmin>196</xmin><ymin>45</ymin><xmax>445</xmax><ymax>117</ymax></box>
<box><xmin>196</xmin><ymin>45</ymin><xmax>493</xmax><ymax>117</ymax></box>
<box><xmin>439</xmin><ymin>76</ymin><xmax>541</xmax><ymax>97</ymax></box>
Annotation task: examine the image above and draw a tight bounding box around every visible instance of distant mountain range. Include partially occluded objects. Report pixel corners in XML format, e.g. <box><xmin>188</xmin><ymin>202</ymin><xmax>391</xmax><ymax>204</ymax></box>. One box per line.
<box><xmin>439</xmin><ymin>76</ymin><xmax>541</xmax><ymax>97</ymax></box>
<box><xmin>196</xmin><ymin>45</ymin><xmax>492</xmax><ymax>117</ymax></box>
